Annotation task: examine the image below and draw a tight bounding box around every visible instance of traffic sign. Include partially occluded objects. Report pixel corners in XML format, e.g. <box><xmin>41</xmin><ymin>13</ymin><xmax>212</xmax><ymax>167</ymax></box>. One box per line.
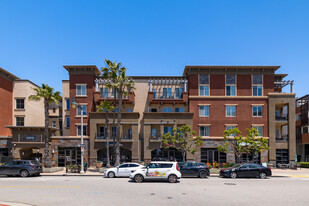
<box><xmin>78</xmin><ymin>144</ymin><xmax>86</xmax><ymax>147</ymax></box>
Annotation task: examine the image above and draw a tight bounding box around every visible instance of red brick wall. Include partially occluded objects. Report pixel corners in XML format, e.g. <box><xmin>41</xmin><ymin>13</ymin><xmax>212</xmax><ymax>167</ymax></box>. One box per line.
<box><xmin>0</xmin><ymin>76</ymin><xmax>13</xmax><ymax>136</ymax></box>
<box><xmin>69</xmin><ymin>74</ymin><xmax>96</xmax><ymax>136</ymax></box>
<box><xmin>264</xmin><ymin>75</ymin><xmax>275</xmax><ymax>95</ymax></box>
<box><xmin>237</xmin><ymin>75</ymin><xmax>251</xmax><ymax>96</ymax></box>
<box><xmin>188</xmin><ymin>74</ymin><xmax>198</xmax><ymax>96</ymax></box>
<box><xmin>210</xmin><ymin>75</ymin><xmax>225</xmax><ymax>96</ymax></box>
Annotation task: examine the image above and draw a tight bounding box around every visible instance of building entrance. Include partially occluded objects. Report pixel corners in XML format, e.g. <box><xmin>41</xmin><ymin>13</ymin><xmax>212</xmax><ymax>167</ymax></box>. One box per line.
<box><xmin>58</xmin><ymin>147</ymin><xmax>81</xmax><ymax>167</ymax></box>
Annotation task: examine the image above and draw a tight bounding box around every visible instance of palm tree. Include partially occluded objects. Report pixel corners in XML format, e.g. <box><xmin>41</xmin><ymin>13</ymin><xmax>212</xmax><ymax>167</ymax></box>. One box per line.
<box><xmin>101</xmin><ymin>60</ymin><xmax>135</xmax><ymax>166</ymax></box>
<box><xmin>97</xmin><ymin>101</ymin><xmax>114</xmax><ymax>168</ymax></box>
<box><xmin>28</xmin><ymin>84</ymin><xmax>61</xmax><ymax>168</ymax></box>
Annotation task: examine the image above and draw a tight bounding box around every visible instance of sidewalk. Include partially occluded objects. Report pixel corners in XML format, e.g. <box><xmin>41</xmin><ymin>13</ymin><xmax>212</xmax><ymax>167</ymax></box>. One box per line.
<box><xmin>41</xmin><ymin>168</ymin><xmax>104</xmax><ymax>176</ymax></box>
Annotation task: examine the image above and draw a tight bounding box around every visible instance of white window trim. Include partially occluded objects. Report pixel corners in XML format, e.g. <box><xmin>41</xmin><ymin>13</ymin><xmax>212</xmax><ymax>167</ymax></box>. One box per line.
<box><xmin>15</xmin><ymin>98</ymin><xmax>26</xmax><ymax>110</ymax></box>
<box><xmin>76</xmin><ymin>104</ymin><xmax>88</xmax><ymax>117</ymax></box>
<box><xmin>252</xmin><ymin>105</ymin><xmax>263</xmax><ymax>117</ymax></box>
<box><xmin>198</xmin><ymin>74</ymin><xmax>210</xmax><ymax>96</ymax></box>
<box><xmin>199</xmin><ymin>105</ymin><xmax>209</xmax><ymax>117</ymax></box>
<box><xmin>225</xmin><ymin>74</ymin><xmax>237</xmax><ymax>96</ymax></box>
<box><xmin>76</xmin><ymin>125</ymin><xmax>87</xmax><ymax>136</ymax></box>
<box><xmin>225</xmin><ymin>105</ymin><xmax>236</xmax><ymax>117</ymax></box>
<box><xmin>76</xmin><ymin>84</ymin><xmax>87</xmax><ymax>96</ymax></box>
<box><xmin>252</xmin><ymin>75</ymin><xmax>263</xmax><ymax>96</ymax></box>
<box><xmin>199</xmin><ymin>125</ymin><xmax>210</xmax><ymax>137</ymax></box>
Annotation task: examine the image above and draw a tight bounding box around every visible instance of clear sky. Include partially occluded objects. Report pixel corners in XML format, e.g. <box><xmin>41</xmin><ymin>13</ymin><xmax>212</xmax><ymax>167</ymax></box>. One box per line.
<box><xmin>0</xmin><ymin>0</ymin><xmax>308</xmax><ymax>96</ymax></box>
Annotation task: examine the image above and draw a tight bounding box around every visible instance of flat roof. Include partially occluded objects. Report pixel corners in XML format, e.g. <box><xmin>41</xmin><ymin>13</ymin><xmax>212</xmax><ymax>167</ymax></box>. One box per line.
<box><xmin>63</xmin><ymin>65</ymin><xmax>101</xmax><ymax>75</ymax></box>
<box><xmin>0</xmin><ymin>67</ymin><xmax>20</xmax><ymax>80</ymax></box>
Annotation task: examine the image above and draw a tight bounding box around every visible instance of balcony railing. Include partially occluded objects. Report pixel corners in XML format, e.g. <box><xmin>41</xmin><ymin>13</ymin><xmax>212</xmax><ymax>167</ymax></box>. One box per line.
<box><xmin>276</xmin><ymin>135</ymin><xmax>288</xmax><ymax>142</ymax></box>
<box><xmin>153</xmin><ymin>92</ymin><xmax>183</xmax><ymax>99</ymax></box>
<box><xmin>95</xmin><ymin>132</ymin><xmax>132</xmax><ymax>140</ymax></box>
<box><xmin>150</xmin><ymin>134</ymin><xmax>161</xmax><ymax>140</ymax></box>
<box><xmin>100</xmin><ymin>92</ymin><xmax>129</xmax><ymax>99</ymax></box>
<box><xmin>276</xmin><ymin>115</ymin><xmax>288</xmax><ymax>121</ymax></box>
<box><xmin>122</xmin><ymin>133</ymin><xmax>132</xmax><ymax>140</ymax></box>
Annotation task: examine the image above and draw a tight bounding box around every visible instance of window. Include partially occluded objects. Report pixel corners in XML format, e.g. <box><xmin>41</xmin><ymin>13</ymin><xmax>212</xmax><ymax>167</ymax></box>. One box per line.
<box><xmin>16</xmin><ymin>99</ymin><xmax>25</xmax><ymax>109</ymax></box>
<box><xmin>162</xmin><ymin>107</ymin><xmax>172</xmax><ymax>112</ymax></box>
<box><xmin>226</xmin><ymin>106</ymin><xmax>236</xmax><ymax>117</ymax></box>
<box><xmin>16</xmin><ymin>117</ymin><xmax>24</xmax><ymax>126</ymax></box>
<box><xmin>276</xmin><ymin>149</ymin><xmax>289</xmax><ymax>164</ymax></box>
<box><xmin>151</xmin><ymin>128</ymin><xmax>157</xmax><ymax>138</ymax></box>
<box><xmin>252</xmin><ymin>106</ymin><xmax>263</xmax><ymax>117</ymax></box>
<box><xmin>226</xmin><ymin>75</ymin><xmax>236</xmax><ymax>96</ymax></box>
<box><xmin>66</xmin><ymin>117</ymin><xmax>70</xmax><ymax>128</ymax></box>
<box><xmin>119</xmin><ymin>164</ymin><xmax>129</xmax><ymax>168</ymax></box>
<box><xmin>150</xmin><ymin>108</ymin><xmax>157</xmax><ymax>112</ymax></box>
<box><xmin>163</xmin><ymin>88</ymin><xmax>172</xmax><ymax>98</ymax></box>
<box><xmin>76</xmin><ymin>84</ymin><xmax>86</xmax><ymax>96</ymax></box>
<box><xmin>77</xmin><ymin>105</ymin><xmax>87</xmax><ymax>116</ymax></box>
<box><xmin>52</xmin><ymin>121</ymin><xmax>56</xmax><ymax>128</ymax></box>
<box><xmin>226</xmin><ymin>125</ymin><xmax>236</xmax><ymax>137</ymax></box>
<box><xmin>127</xmin><ymin>108</ymin><xmax>133</xmax><ymax>112</ymax></box>
<box><xmin>77</xmin><ymin>125</ymin><xmax>87</xmax><ymax>136</ymax></box>
<box><xmin>199</xmin><ymin>126</ymin><xmax>209</xmax><ymax>136</ymax></box>
<box><xmin>175</xmin><ymin>107</ymin><xmax>184</xmax><ymax>112</ymax></box>
<box><xmin>100</xmin><ymin>87</ymin><xmax>109</xmax><ymax>98</ymax></box>
<box><xmin>175</xmin><ymin>88</ymin><xmax>184</xmax><ymax>98</ymax></box>
<box><xmin>201</xmin><ymin>148</ymin><xmax>226</xmax><ymax>163</ymax></box>
<box><xmin>199</xmin><ymin>105</ymin><xmax>209</xmax><ymax>117</ymax></box>
<box><xmin>252</xmin><ymin>75</ymin><xmax>263</xmax><ymax>96</ymax></box>
<box><xmin>253</xmin><ymin>126</ymin><xmax>263</xmax><ymax>137</ymax></box>
<box><xmin>66</xmin><ymin>99</ymin><xmax>70</xmax><ymax>110</ymax></box>
<box><xmin>111</xmin><ymin>127</ymin><xmax>117</xmax><ymax>137</ymax></box>
<box><xmin>164</xmin><ymin>126</ymin><xmax>173</xmax><ymax>134</ymax></box>
<box><xmin>53</xmin><ymin>108</ymin><xmax>56</xmax><ymax>113</ymax></box>
<box><xmin>152</xmin><ymin>89</ymin><xmax>157</xmax><ymax>98</ymax></box>
<box><xmin>199</xmin><ymin>74</ymin><xmax>209</xmax><ymax>96</ymax></box>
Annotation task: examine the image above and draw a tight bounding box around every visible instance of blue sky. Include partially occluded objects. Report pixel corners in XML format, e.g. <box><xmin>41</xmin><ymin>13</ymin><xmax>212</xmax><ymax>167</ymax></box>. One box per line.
<box><xmin>0</xmin><ymin>0</ymin><xmax>308</xmax><ymax>96</ymax></box>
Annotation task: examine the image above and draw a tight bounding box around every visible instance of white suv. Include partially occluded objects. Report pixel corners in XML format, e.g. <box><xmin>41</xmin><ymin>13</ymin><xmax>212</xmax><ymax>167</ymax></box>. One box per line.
<box><xmin>129</xmin><ymin>161</ymin><xmax>181</xmax><ymax>183</ymax></box>
<box><xmin>104</xmin><ymin>163</ymin><xmax>143</xmax><ymax>178</ymax></box>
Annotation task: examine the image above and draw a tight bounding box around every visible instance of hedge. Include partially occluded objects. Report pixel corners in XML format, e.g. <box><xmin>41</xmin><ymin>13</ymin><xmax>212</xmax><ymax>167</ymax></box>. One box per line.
<box><xmin>297</xmin><ymin>162</ymin><xmax>309</xmax><ymax>168</ymax></box>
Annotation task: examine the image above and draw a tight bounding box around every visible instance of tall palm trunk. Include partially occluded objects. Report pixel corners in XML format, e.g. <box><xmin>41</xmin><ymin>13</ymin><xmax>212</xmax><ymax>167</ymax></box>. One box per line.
<box><xmin>105</xmin><ymin>111</ymin><xmax>111</xmax><ymax>168</ymax></box>
<box><xmin>44</xmin><ymin>100</ymin><xmax>51</xmax><ymax>167</ymax></box>
<box><xmin>115</xmin><ymin>92</ymin><xmax>123</xmax><ymax>166</ymax></box>
<box><xmin>112</xmin><ymin>89</ymin><xmax>117</xmax><ymax>166</ymax></box>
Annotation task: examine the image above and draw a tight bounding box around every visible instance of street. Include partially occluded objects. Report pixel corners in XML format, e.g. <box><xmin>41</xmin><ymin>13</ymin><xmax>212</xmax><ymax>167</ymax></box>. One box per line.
<box><xmin>0</xmin><ymin>175</ymin><xmax>308</xmax><ymax>206</ymax></box>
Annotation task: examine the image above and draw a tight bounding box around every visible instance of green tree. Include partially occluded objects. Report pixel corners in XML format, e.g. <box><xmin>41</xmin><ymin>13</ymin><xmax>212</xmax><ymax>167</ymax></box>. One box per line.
<box><xmin>161</xmin><ymin>125</ymin><xmax>203</xmax><ymax>162</ymax></box>
<box><xmin>28</xmin><ymin>84</ymin><xmax>61</xmax><ymax>167</ymax></box>
<box><xmin>244</xmin><ymin>127</ymin><xmax>269</xmax><ymax>162</ymax></box>
<box><xmin>101</xmin><ymin>60</ymin><xmax>135</xmax><ymax>166</ymax></box>
<box><xmin>97</xmin><ymin>101</ymin><xmax>115</xmax><ymax>168</ymax></box>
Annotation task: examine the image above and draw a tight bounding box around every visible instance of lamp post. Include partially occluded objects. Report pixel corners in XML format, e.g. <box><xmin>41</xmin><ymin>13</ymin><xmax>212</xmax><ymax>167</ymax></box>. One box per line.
<box><xmin>71</xmin><ymin>98</ymin><xmax>85</xmax><ymax>174</ymax></box>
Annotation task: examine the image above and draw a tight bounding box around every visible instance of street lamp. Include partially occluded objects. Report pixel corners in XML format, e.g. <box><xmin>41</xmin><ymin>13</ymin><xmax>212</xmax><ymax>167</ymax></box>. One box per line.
<box><xmin>71</xmin><ymin>98</ymin><xmax>85</xmax><ymax>174</ymax></box>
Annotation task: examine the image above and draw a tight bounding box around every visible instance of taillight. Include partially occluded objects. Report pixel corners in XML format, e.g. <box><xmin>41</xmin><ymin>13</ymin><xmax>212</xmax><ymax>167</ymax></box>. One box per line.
<box><xmin>29</xmin><ymin>165</ymin><xmax>35</xmax><ymax>168</ymax></box>
<box><xmin>269</xmin><ymin>167</ymin><xmax>271</xmax><ymax>171</ymax></box>
<box><xmin>176</xmin><ymin>164</ymin><xmax>180</xmax><ymax>171</ymax></box>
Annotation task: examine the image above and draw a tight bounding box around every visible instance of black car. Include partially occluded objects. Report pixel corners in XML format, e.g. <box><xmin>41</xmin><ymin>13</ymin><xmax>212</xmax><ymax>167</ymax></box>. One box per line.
<box><xmin>179</xmin><ymin>162</ymin><xmax>210</xmax><ymax>178</ymax></box>
<box><xmin>0</xmin><ymin>160</ymin><xmax>42</xmax><ymax>177</ymax></box>
<box><xmin>219</xmin><ymin>163</ymin><xmax>271</xmax><ymax>179</ymax></box>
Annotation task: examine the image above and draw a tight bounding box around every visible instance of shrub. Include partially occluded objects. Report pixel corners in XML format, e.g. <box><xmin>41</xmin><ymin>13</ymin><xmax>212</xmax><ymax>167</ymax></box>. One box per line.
<box><xmin>223</xmin><ymin>163</ymin><xmax>236</xmax><ymax>168</ymax></box>
<box><xmin>298</xmin><ymin>162</ymin><xmax>309</xmax><ymax>168</ymax></box>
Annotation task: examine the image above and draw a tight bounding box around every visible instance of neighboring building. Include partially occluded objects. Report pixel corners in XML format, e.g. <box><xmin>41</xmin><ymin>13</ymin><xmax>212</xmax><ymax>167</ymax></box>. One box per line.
<box><xmin>62</xmin><ymin>65</ymin><xmax>296</xmax><ymax>167</ymax></box>
<box><xmin>296</xmin><ymin>95</ymin><xmax>309</xmax><ymax>162</ymax></box>
<box><xmin>0</xmin><ymin>67</ymin><xmax>62</xmax><ymax>163</ymax></box>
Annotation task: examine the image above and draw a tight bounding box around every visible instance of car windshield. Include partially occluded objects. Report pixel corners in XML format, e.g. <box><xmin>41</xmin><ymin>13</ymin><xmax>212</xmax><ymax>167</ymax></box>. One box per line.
<box><xmin>232</xmin><ymin>164</ymin><xmax>241</xmax><ymax>168</ymax></box>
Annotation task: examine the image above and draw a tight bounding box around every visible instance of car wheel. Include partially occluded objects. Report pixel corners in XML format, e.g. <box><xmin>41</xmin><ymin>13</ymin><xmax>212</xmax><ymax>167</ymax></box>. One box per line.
<box><xmin>134</xmin><ymin>174</ymin><xmax>144</xmax><ymax>183</ymax></box>
<box><xmin>230</xmin><ymin>172</ymin><xmax>237</xmax><ymax>179</ymax></box>
<box><xmin>168</xmin><ymin>174</ymin><xmax>177</xmax><ymax>183</ymax></box>
<box><xmin>20</xmin><ymin>170</ymin><xmax>29</xmax><ymax>178</ymax></box>
<box><xmin>199</xmin><ymin>171</ymin><xmax>207</xmax><ymax>178</ymax></box>
<box><xmin>259</xmin><ymin>172</ymin><xmax>267</xmax><ymax>179</ymax></box>
<box><xmin>108</xmin><ymin>172</ymin><xmax>115</xmax><ymax>178</ymax></box>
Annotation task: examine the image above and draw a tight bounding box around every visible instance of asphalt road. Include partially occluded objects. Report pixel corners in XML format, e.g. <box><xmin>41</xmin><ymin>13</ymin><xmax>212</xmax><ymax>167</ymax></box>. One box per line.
<box><xmin>0</xmin><ymin>175</ymin><xmax>308</xmax><ymax>206</ymax></box>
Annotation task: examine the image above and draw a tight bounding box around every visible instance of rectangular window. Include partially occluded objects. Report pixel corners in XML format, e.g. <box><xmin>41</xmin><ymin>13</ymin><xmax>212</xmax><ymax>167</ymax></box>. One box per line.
<box><xmin>253</xmin><ymin>126</ymin><xmax>263</xmax><ymax>137</ymax></box>
<box><xmin>226</xmin><ymin>126</ymin><xmax>236</xmax><ymax>137</ymax></box>
<box><xmin>16</xmin><ymin>117</ymin><xmax>24</xmax><ymax>126</ymax></box>
<box><xmin>77</xmin><ymin>105</ymin><xmax>87</xmax><ymax>116</ymax></box>
<box><xmin>66</xmin><ymin>99</ymin><xmax>70</xmax><ymax>110</ymax></box>
<box><xmin>252</xmin><ymin>106</ymin><xmax>263</xmax><ymax>117</ymax></box>
<box><xmin>199</xmin><ymin>106</ymin><xmax>209</xmax><ymax>117</ymax></box>
<box><xmin>276</xmin><ymin>149</ymin><xmax>289</xmax><ymax>164</ymax></box>
<box><xmin>111</xmin><ymin>126</ymin><xmax>117</xmax><ymax>137</ymax></box>
<box><xmin>226</xmin><ymin>75</ymin><xmax>236</xmax><ymax>96</ymax></box>
<box><xmin>162</xmin><ymin>107</ymin><xmax>172</xmax><ymax>112</ymax></box>
<box><xmin>16</xmin><ymin>99</ymin><xmax>25</xmax><ymax>109</ymax></box>
<box><xmin>175</xmin><ymin>107</ymin><xmax>184</xmax><ymax>112</ymax></box>
<box><xmin>175</xmin><ymin>88</ymin><xmax>184</xmax><ymax>98</ymax></box>
<box><xmin>76</xmin><ymin>84</ymin><xmax>86</xmax><ymax>96</ymax></box>
<box><xmin>52</xmin><ymin>121</ymin><xmax>56</xmax><ymax>128</ymax></box>
<box><xmin>199</xmin><ymin>126</ymin><xmax>210</xmax><ymax>137</ymax></box>
<box><xmin>226</xmin><ymin>106</ymin><xmax>236</xmax><ymax>117</ymax></box>
<box><xmin>151</xmin><ymin>128</ymin><xmax>157</xmax><ymax>138</ymax></box>
<box><xmin>100</xmin><ymin>87</ymin><xmax>109</xmax><ymax>98</ymax></box>
<box><xmin>163</xmin><ymin>88</ymin><xmax>172</xmax><ymax>98</ymax></box>
<box><xmin>199</xmin><ymin>74</ymin><xmax>209</xmax><ymax>96</ymax></box>
<box><xmin>53</xmin><ymin>108</ymin><xmax>56</xmax><ymax>113</ymax></box>
<box><xmin>77</xmin><ymin>125</ymin><xmax>87</xmax><ymax>136</ymax></box>
<box><xmin>66</xmin><ymin>117</ymin><xmax>70</xmax><ymax>128</ymax></box>
<box><xmin>152</xmin><ymin>89</ymin><xmax>157</xmax><ymax>98</ymax></box>
<box><xmin>252</xmin><ymin>75</ymin><xmax>263</xmax><ymax>96</ymax></box>
<box><xmin>127</xmin><ymin>108</ymin><xmax>133</xmax><ymax>112</ymax></box>
<box><xmin>150</xmin><ymin>108</ymin><xmax>157</xmax><ymax>112</ymax></box>
<box><xmin>164</xmin><ymin>126</ymin><xmax>173</xmax><ymax>134</ymax></box>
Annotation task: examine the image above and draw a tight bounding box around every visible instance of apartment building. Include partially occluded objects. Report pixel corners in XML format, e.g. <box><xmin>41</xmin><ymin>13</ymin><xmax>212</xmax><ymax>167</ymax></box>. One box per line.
<box><xmin>61</xmin><ymin>65</ymin><xmax>296</xmax><ymax>167</ymax></box>
<box><xmin>296</xmin><ymin>95</ymin><xmax>309</xmax><ymax>162</ymax></box>
<box><xmin>0</xmin><ymin>67</ymin><xmax>62</xmax><ymax>163</ymax></box>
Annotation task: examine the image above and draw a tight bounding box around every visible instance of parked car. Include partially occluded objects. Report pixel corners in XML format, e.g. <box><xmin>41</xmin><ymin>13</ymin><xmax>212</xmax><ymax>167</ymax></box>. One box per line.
<box><xmin>0</xmin><ymin>160</ymin><xmax>42</xmax><ymax>177</ymax></box>
<box><xmin>219</xmin><ymin>163</ymin><xmax>272</xmax><ymax>179</ymax></box>
<box><xmin>179</xmin><ymin>162</ymin><xmax>210</xmax><ymax>178</ymax></box>
<box><xmin>104</xmin><ymin>163</ymin><xmax>143</xmax><ymax>178</ymax></box>
<box><xmin>129</xmin><ymin>161</ymin><xmax>181</xmax><ymax>183</ymax></box>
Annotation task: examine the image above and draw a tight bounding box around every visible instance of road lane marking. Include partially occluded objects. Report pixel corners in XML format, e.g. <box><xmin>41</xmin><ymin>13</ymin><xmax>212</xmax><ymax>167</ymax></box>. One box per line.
<box><xmin>0</xmin><ymin>186</ymin><xmax>80</xmax><ymax>188</ymax></box>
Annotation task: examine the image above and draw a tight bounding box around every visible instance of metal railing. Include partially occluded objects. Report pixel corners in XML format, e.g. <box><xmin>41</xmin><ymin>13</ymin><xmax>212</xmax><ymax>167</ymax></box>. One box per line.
<box><xmin>276</xmin><ymin>135</ymin><xmax>288</xmax><ymax>142</ymax></box>
<box><xmin>95</xmin><ymin>132</ymin><xmax>107</xmax><ymax>140</ymax></box>
<box><xmin>153</xmin><ymin>92</ymin><xmax>183</xmax><ymax>99</ymax></box>
<box><xmin>100</xmin><ymin>92</ymin><xmax>129</xmax><ymax>99</ymax></box>
<box><xmin>275</xmin><ymin>115</ymin><xmax>288</xmax><ymax>121</ymax></box>
<box><xmin>122</xmin><ymin>134</ymin><xmax>132</xmax><ymax>140</ymax></box>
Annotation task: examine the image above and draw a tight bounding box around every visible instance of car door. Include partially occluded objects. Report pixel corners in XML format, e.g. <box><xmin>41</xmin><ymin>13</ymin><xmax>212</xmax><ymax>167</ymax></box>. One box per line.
<box><xmin>125</xmin><ymin>164</ymin><xmax>140</xmax><ymax>176</ymax></box>
<box><xmin>3</xmin><ymin>161</ymin><xmax>16</xmax><ymax>175</ymax></box>
<box><xmin>238</xmin><ymin>164</ymin><xmax>250</xmax><ymax>177</ymax></box>
<box><xmin>180</xmin><ymin>163</ymin><xmax>190</xmax><ymax>177</ymax></box>
<box><xmin>146</xmin><ymin>163</ymin><xmax>165</xmax><ymax>179</ymax></box>
<box><xmin>248</xmin><ymin>164</ymin><xmax>259</xmax><ymax>177</ymax></box>
<box><xmin>160</xmin><ymin>163</ymin><xmax>173</xmax><ymax>178</ymax></box>
<box><xmin>0</xmin><ymin>165</ymin><xmax>4</xmax><ymax>175</ymax></box>
<box><xmin>117</xmin><ymin>164</ymin><xmax>130</xmax><ymax>176</ymax></box>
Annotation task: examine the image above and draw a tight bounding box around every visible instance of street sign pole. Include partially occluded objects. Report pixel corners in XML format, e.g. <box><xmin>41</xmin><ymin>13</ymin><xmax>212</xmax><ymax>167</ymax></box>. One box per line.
<box><xmin>80</xmin><ymin>105</ymin><xmax>84</xmax><ymax>174</ymax></box>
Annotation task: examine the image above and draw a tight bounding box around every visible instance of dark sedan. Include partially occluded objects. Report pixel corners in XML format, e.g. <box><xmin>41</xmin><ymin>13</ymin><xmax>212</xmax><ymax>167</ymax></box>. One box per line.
<box><xmin>179</xmin><ymin>162</ymin><xmax>210</xmax><ymax>178</ymax></box>
<box><xmin>0</xmin><ymin>160</ymin><xmax>42</xmax><ymax>177</ymax></box>
<box><xmin>219</xmin><ymin>163</ymin><xmax>271</xmax><ymax>179</ymax></box>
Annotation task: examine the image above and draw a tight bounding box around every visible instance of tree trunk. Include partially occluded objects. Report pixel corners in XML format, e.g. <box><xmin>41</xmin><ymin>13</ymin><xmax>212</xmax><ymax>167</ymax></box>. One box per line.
<box><xmin>112</xmin><ymin>89</ymin><xmax>117</xmax><ymax>166</ymax></box>
<box><xmin>246</xmin><ymin>151</ymin><xmax>249</xmax><ymax>163</ymax></box>
<box><xmin>182</xmin><ymin>152</ymin><xmax>186</xmax><ymax>163</ymax></box>
<box><xmin>44</xmin><ymin>100</ymin><xmax>51</xmax><ymax>168</ymax></box>
<box><xmin>115</xmin><ymin>91</ymin><xmax>123</xmax><ymax>166</ymax></box>
<box><xmin>105</xmin><ymin>111</ymin><xmax>111</xmax><ymax>168</ymax></box>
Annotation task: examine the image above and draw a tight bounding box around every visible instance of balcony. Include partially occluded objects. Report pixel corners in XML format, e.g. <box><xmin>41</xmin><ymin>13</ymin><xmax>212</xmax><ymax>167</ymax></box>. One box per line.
<box><xmin>94</xmin><ymin>91</ymin><xmax>135</xmax><ymax>104</ymax></box>
<box><xmin>276</xmin><ymin>135</ymin><xmax>288</xmax><ymax>142</ymax></box>
<box><xmin>275</xmin><ymin>114</ymin><xmax>288</xmax><ymax>121</ymax></box>
<box><xmin>95</xmin><ymin>132</ymin><xmax>133</xmax><ymax>141</ymax></box>
<box><xmin>148</xmin><ymin>91</ymin><xmax>188</xmax><ymax>104</ymax></box>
